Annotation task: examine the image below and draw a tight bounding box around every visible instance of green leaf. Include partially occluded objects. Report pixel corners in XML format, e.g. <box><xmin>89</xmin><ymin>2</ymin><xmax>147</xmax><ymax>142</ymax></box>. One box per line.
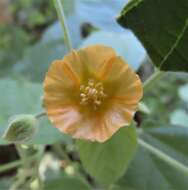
<box><xmin>29</xmin><ymin>117</ymin><xmax>71</xmax><ymax>145</ymax></box>
<box><xmin>141</xmin><ymin>136</ymin><xmax>188</xmax><ymax>189</ymax></box>
<box><xmin>117</xmin><ymin>0</ymin><xmax>188</xmax><ymax>72</ymax></box>
<box><xmin>143</xmin><ymin>125</ymin><xmax>188</xmax><ymax>158</ymax></box>
<box><xmin>14</xmin><ymin>40</ymin><xmax>66</xmax><ymax>82</ymax></box>
<box><xmin>0</xmin><ymin>78</ymin><xmax>68</xmax><ymax>145</ymax></box>
<box><xmin>117</xmin><ymin>124</ymin><xmax>188</xmax><ymax>189</ymax></box>
<box><xmin>44</xmin><ymin>175</ymin><xmax>90</xmax><ymax>190</ymax></box>
<box><xmin>77</xmin><ymin>125</ymin><xmax>138</xmax><ymax>186</ymax></box>
<box><xmin>117</xmin><ymin>147</ymin><xmax>171</xmax><ymax>190</ymax></box>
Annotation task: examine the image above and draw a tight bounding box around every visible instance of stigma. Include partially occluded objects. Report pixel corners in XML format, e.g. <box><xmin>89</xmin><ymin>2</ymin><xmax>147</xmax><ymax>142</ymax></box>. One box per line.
<box><xmin>79</xmin><ymin>79</ymin><xmax>107</xmax><ymax>109</ymax></box>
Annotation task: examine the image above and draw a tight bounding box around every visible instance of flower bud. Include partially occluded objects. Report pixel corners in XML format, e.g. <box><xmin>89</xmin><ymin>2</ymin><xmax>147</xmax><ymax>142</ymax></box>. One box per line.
<box><xmin>138</xmin><ymin>102</ymin><xmax>151</xmax><ymax>114</ymax></box>
<box><xmin>3</xmin><ymin>114</ymin><xmax>37</xmax><ymax>143</ymax></box>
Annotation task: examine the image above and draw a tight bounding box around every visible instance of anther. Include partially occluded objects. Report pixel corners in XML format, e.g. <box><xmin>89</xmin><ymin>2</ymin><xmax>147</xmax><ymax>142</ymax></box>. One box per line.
<box><xmin>80</xmin><ymin>93</ymin><xmax>86</xmax><ymax>97</ymax></box>
<box><xmin>79</xmin><ymin>79</ymin><xmax>107</xmax><ymax>109</ymax></box>
<box><xmin>94</xmin><ymin>100</ymin><xmax>101</xmax><ymax>105</ymax></box>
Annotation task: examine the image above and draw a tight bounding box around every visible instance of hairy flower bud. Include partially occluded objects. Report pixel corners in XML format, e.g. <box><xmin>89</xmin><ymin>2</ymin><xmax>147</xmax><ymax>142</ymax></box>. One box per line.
<box><xmin>138</xmin><ymin>102</ymin><xmax>151</xmax><ymax>114</ymax></box>
<box><xmin>3</xmin><ymin>114</ymin><xmax>37</xmax><ymax>143</ymax></box>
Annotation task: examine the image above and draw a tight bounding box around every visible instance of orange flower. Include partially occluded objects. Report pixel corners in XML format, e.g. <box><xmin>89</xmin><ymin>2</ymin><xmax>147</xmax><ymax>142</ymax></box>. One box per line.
<box><xmin>43</xmin><ymin>45</ymin><xmax>143</xmax><ymax>142</ymax></box>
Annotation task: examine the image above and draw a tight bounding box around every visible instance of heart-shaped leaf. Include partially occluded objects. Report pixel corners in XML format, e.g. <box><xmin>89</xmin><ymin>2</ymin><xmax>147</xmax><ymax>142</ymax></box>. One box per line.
<box><xmin>117</xmin><ymin>0</ymin><xmax>188</xmax><ymax>72</ymax></box>
<box><xmin>77</xmin><ymin>125</ymin><xmax>138</xmax><ymax>186</ymax></box>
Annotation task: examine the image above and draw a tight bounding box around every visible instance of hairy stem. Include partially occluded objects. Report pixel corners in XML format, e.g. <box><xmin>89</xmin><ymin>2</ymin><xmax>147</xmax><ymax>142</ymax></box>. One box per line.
<box><xmin>35</xmin><ymin>111</ymin><xmax>46</xmax><ymax>119</ymax></box>
<box><xmin>0</xmin><ymin>150</ymin><xmax>42</xmax><ymax>173</ymax></box>
<box><xmin>11</xmin><ymin>145</ymin><xmax>44</xmax><ymax>189</ymax></box>
<box><xmin>16</xmin><ymin>144</ymin><xmax>28</xmax><ymax>167</ymax></box>
<box><xmin>54</xmin><ymin>0</ymin><xmax>72</xmax><ymax>51</ymax></box>
<box><xmin>0</xmin><ymin>160</ymin><xmax>21</xmax><ymax>173</ymax></box>
<box><xmin>53</xmin><ymin>143</ymin><xmax>71</xmax><ymax>163</ymax></box>
<box><xmin>143</xmin><ymin>70</ymin><xmax>164</xmax><ymax>92</ymax></box>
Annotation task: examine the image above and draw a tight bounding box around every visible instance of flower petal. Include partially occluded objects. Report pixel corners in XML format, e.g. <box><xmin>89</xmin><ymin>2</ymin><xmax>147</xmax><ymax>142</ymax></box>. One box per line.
<box><xmin>100</xmin><ymin>56</ymin><xmax>143</xmax><ymax>104</ymax></box>
<box><xmin>78</xmin><ymin>44</ymin><xmax>116</xmax><ymax>77</ymax></box>
<box><xmin>63</xmin><ymin>49</ymin><xmax>85</xmax><ymax>81</ymax></box>
<box><xmin>72</xmin><ymin>103</ymin><xmax>137</xmax><ymax>142</ymax></box>
<box><xmin>46</xmin><ymin>106</ymin><xmax>82</xmax><ymax>132</ymax></box>
<box><xmin>45</xmin><ymin>100</ymin><xmax>137</xmax><ymax>143</ymax></box>
<box><xmin>43</xmin><ymin>59</ymin><xmax>82</xmax><ymax>110</ymax></box>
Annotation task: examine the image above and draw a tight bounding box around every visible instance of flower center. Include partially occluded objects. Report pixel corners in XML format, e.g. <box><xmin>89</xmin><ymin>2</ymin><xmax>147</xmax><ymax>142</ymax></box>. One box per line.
<box><xmin>79</xmin><ymin>79</ymin><xmax>107</xmax><ymax>109</ymax></box>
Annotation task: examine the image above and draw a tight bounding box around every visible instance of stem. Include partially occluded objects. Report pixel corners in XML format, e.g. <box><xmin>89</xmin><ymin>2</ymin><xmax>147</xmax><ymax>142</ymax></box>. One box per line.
<box><xmin>53</xmin><ymin>143</ymin><xmax>71</xmax><ymax>164</ymax></box>
<box><xmin>138</xmin><ymin>138</ymin><xmax>188</xmax><ymax>176</ymax></box>
<box><xmin>13</xmin><ymin>145</ymin><xmax>44</xmax><ymax>189</ymax></box>
<box><xmin>37</xmin><ymin>0</ymin><xmax>72</xmax><ymax>120</ymax></box>
<box><xmin>34</xmin><ymin>147</ymin><xmax>44</xmax><ymax>190</ymax></box>
<box><xmin>54</xmin><ymin>0</ymin><xmax>72</xmax><ymax>51</ymax></box>
<box><xmin>35</xmin><ymin>111</ymin><xmax>46</xmax><ymax>119</ymax></box>
<box><xmin>16</xmin><ymin>144</ymin><xmax>28</xmax><ymax>168</ymax></box>
<box><xmin>143</xmin><ymin>70</ymin><xmax>164</xmax><ymax>92</ymax></box>
<box><xmin>0</xmin><ymin>151</ymin><xmax>40</xmax><ymax>173</ymax></box>
<box><xmin>0</xmin><ymin>160</ymin><xmax>21</xmax><ymax>173</ymax></box>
